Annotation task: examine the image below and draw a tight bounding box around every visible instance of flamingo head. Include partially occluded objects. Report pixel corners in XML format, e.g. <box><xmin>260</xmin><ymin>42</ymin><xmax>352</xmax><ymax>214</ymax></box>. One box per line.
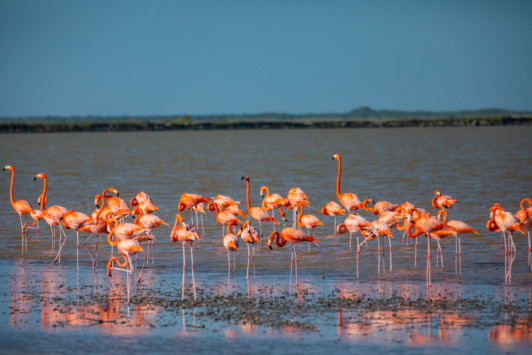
<box><xmin>241</xmin><ymin>176</ymin><xmax>250</xmax><ymax>182</ymax></box>
<box><xmin>3</xmin><ymin>165</ymin><xmax>13</xmax><ymax>172</ymax></box>
<box><xmin>34</xmin><ymin>172</ymin><xmax>46</xmax><ymax>181</ymax></box>
<box><xmin>332</xmin><ymin>154</ymin><xmax>340</xmax><ymax>160</ymax></box>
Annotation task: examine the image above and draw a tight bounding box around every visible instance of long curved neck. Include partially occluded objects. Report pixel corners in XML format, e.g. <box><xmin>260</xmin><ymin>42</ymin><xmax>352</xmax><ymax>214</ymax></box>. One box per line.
<box><xmin>107</xmin><ymin>222</ymin><xmax>119</xmax><ymax>246</ymax></box>
<box><xmin>336</xmin><ymin>157</ymin><xmax>342</xmax><ymax>200</ymax></box>
<box><xmin>261</xmin><ymin>187</ymin><xmax>270</xmax><ymax>210</ymax></box>
<box><xmin>95</xmin><ymin>195</ymin><xmax>105</xmax><ymax>220</ymax></box>
<box><xmin>268</xmin><ymin>231</ymin><xmax>287</xmax><ymax>248</ymax></box>
<box><xmin>133</xmin><ymin>208</ymin><xmax>143</xmax><ymax>225</ymax></box>
<box><xmin>8</xmin><ymin>168</ymin><xmax>15</xmax><ymax>207</ymax></box>
<box><xmin>521</xmin><ymin>198</ymin><xmax>532</xmax><ymax>211</ymax></box>
<box><xmin>437</xmin><ymin>210</ymin><xmax>448</xmax><ymax>223</ymax></box>
<box><xmin>103</xmin><ymin>188</ymin><xmax>115</xmax><ymax>199</ymax></box>
<box><xmin>40</xmin><ymin>177</ymin><xmax>48</xmax><ymax>214</ymax></box>
<box><xmin>407</xmin><ymin>223</ymin><xmax>422</xmax><ymax>238</ymax></box>
<box><xmin>246</xmin><ymin>179</ymin><xmax>252</xmax><ymax>212</ymax></box>
<box><xmin>297</xmin><ymin>204</ymin><xmax>304</xmax><ymax>227</ymax></box>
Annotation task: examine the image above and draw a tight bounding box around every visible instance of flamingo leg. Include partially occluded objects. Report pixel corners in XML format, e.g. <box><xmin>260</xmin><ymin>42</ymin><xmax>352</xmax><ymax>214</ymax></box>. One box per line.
<box><xmin>388</xmin><ymin>235</ymin><xmax>393</xmax><ymax>271</ymax></box>
<box><xmin>527</xmin><ymin>231</ymin><xmax>532</xmax><ymax>271</ymax></box>
<box><xmin>252</xmin><ymin>245</ymin><xmax>256</xmax><ymax>281</ymax></box>
<box><xmin>377</xmin><ymin>235</ymin><xmax>381</xmax><ymax>274</ymax></box>
<box><xmin>415</xmin><ymin>238</ymin><xmax>418</xmax><ymax>267</ymax></box>
<box><xmin>137</xmin><ymin>253</ymin><xmax>147</xmax><ymax>283</ymax></box>
<box><xmin>426</xmin><ymin>235</ymin><xmax>432</xmax><ymax>286</ymax></box>
<box><xmin>246</xmin><ymin>243</ymin><xmax>250</xmax><ymax>280</ymax></box>
<box><xmin>349</xmin><ymin>232</ymin><xmax>352</xmax><ymax>249</ymax></box>
<box><xmin>356</xmin><ymin>234</ymin><xmax>360</xmax><ymax>279</ymax></box>
<box><xmin>190</xmin><ymin>245</ymin><xmax>197</xmax><ymax>301</ymax></box>
<box><xmin>289</xmin><ymin>246</ymin><xmax>294</xmax><ymax>290</ymax></box>
<box><xmin>293</xmin><ymin>243</ymin><xmax>299</xmax><ymax>288</ymax></box>
<box><xmin>182</xmin><ymin>242</ymin><xmax>186</xmax><ymax>300</ymax></box>
<box><xmin>83</xmin><ymin>233</ymin><xmax>96</xmax><ymax>267</ymax></box>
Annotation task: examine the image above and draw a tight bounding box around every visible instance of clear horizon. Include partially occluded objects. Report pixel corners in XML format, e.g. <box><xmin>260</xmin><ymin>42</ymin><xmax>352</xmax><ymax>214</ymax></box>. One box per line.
<box><xmin>1</xmin><ymin>1</ymin><xmax>531</xmax><ymax>117</ymax></box>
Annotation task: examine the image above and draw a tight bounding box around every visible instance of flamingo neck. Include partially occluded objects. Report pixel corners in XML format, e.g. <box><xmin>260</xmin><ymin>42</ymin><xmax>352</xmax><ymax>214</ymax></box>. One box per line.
<box><xmin>297</xmin><ymin>204</ymin><xmax>304</xmax><ymax>227</ymax></box>
<box><xmin>245</xmin><ymin>179</ymin><xmax>252</xmax><ymax>212</ymax></box>
<box><xmin>336</xmin><ymin>156</ymin><xmax>342</xmax><ymax>200</ymax></box>
<box><xmin>39</xmin><ymin>176</ymin><xmax>48</xmax><ymax>214</ymax></box>
<box><xmin>95</xmin><ymin>195</ymin><xmax>105</xmax><ymax>220</ymax></box>
<box><xmin>407</xmin><ymin>223</ymin><xmax>423</xmax><ymax>238</ymax></box>
<box><xmin>103</xmin><ymin>188</ymin><xmax>115</xmax><ymax>199</ymax></box>
<box><xmin>133</xmin><ymin>207</ymin><xmax>143</xmax><ymax>225</ymax></box>
<box><xmin>437</xmin><ymin>210</ymin><xmax>448</xmax><ymax>223</ymax></box>
<box><xmin>261</xmin><ymin>187</ymin><xmax>270</xmax><ymax>211</ymax></box>
<box><xmin>107</xmin><ymin>222</ymin><xmax>119</xmax><ymax>246</ymax></box>
<box><xmin>7</xmin><ymin>168</ymin><xmax>15</xmax><ymax>207</ymax></box>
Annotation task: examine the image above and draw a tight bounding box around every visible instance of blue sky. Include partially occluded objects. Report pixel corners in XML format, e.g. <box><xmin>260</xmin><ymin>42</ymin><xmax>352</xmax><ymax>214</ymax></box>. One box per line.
<box><xmin>1</xmin><ymin>0</ymin><xmax>531</xmax><ymax>117</ymax></box>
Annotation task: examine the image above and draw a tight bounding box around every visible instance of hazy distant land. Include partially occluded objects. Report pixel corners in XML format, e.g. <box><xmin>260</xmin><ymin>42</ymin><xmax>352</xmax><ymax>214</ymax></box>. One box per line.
<box><xmin>1</xmin><ymin>107</ymin><xmax>531</xmax><ymax>133</ymax></box>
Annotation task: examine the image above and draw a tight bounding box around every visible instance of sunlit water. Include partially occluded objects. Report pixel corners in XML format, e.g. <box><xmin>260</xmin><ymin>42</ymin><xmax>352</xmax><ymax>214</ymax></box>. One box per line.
<box><xmin>0</xmin><ymin>127</ymin><xmax>531</xmax><ymax>352</ymax></box>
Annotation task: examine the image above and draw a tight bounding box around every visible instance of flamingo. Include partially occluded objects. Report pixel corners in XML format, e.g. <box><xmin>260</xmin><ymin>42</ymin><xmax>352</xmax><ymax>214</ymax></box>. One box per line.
<box><xmin>372</xmin><ymin>200</ymin><xmax>401</xmax><ymax>215</ymax></box>
<box><xmin>406</xmin><ymin>208</ymin><xmax>450</xmax><ymax>286</ymax></box>
<box><xmin>336</xmin><ymin>214</ymin><xmax>372</xmax><ymax>249</ymax></box>
<box><xmin>321</xmin><ymin>200</ymin><xmax>346</xmax><ymax>234</ymax></box>
<box><xmin>438</xmin><ymin>210</ymin><xmax>479</xmax><ymax>258</ymax></box>
<box><xmin>432</xmin><ymin>190</ymin><xmax>457</xmax><ymax>210</ymax></box>
<box><xmin>106</xmin><ymin>238</ymin><xmax>146</xmax><ymax>304</ymax></box>
<box><xmin>332</xmin><ymin>154</ymin><xmax>373</xmax><ymax>213</ymax></box>
<box><xmin>61</xmin><ymin>209</ymin><xmax>91</xmax><ymax>268</ymax></box>
<box><xmin>286</xmin><ymin>187</ymin><xmax>310</xmax><ymax>228</ymax></box>
<box><xmin>296</xmin><ymin>202</ymin><xmax>324</xmax><ymax>251</ymax></box>
<box><xmin>132</xmin><ymin>206</ymin><xmax>170</xmax><ymax>263</ymax></box>
<box><xmin>359</xmin><ymin>220</ymin><xmax>394</xmax><ymax>273</ymax></box>
<box><xmin>267</xmin><ymin>228</ymin><xmax>319</xmax><ymax>289</ymax></box>
<box><xmin>170</xmin><ymin>214</ymin><xmax>200</xmax><ymax>301</ymax></box>
<box><xmin>103</xmin><ymin>187</ymin><xmax>132</xmax><ymax>219</ymax></box>
<box><xmin>260</xmin><ymin>186</ymin><xmax>289</xmax><ymax>222</ymax></box>
<box><xmin>238</xmin><ymin>220</ymin><xmax>260</xmax><ymax>280</ymax></box>
<box><xmin>515</xmin><ymin>198</ymin><xmax>532</xmax><ymax>271</ymax></box>
<box><xmin>208</xmin><ymin>202</ymin><xmax>242</xmax><ymax>237</ymax></box>
<box><xmin>491</xmin><ymin>205</ymin><xmax>525</xmax><ymax>256</ymax></box>
<box><xmin>212</xmin><ymin>194</ymin><xmax>241</xmax><ymax>211</ymax></box>
<box><xmin>241</xmin><ymin>176</ymin><xmax>278</xmax><ymax>240</ymax></box>
<box><xmin>79</xmin><ymin>194</ymin><xmax>108</xmax><ymax>266</ymax></box>
<box><xmin>3</xmin><ymin>166</ymin><xmax>38</xmax><ymax>252</ymax></box>
<box><xmin>130</xmin><ymin>191</ymin><xmax>159</xmax><ymax>214</ymax></box>
<box><xmin>337</xmin><ymin>214</ymin><xmax>372</xmax><ymax>278</ymax></box>
<box><xmin>178</xmin><ymin>192</ymin><xmax>211</xmax><ymax>230</ymax></box>
<box><xmin>34</xmin><ymin>173</ymin><xmax>69</xmax><ymax>261</ymax></box>
<box><xmin>223</xmin><ymin>220</ymin><xmax>240</xmax><ymax>275</ymax></box>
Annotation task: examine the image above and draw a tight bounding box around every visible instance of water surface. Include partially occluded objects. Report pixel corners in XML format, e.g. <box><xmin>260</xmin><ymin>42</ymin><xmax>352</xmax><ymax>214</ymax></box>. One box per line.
<box><xmin>0</xmin><ymin>127</ymin><xmax>531</xmax><ymax>352</ymax></box>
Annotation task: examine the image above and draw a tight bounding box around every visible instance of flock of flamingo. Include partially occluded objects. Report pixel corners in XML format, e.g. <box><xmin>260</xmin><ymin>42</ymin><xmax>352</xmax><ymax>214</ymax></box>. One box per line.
<box><xmin>3</xmin><ymin>154</ymin><xmax>531</xmax><ymax>303</ymax></box>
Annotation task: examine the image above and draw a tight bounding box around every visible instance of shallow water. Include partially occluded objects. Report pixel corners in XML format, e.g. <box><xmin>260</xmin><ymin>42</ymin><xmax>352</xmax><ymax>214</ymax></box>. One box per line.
<box><xmin>0</xmin><ymin>127</ymin><xmax>531</xmax><ymax>352</ymax></box>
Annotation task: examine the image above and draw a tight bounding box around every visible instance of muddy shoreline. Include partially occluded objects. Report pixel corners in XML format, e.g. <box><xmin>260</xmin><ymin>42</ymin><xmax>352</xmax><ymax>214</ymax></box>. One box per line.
<box><xmin>1</xmin><ymin>116</ymin><xmax>531</xmax><ymax>133</ymax></box>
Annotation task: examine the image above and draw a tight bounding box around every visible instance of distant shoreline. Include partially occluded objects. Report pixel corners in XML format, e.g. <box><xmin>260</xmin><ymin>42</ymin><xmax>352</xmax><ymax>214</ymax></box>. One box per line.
<box><xmin>1</xmin><ymin>116</ymin><xmax>531</xmax><ymax>133</ymax></box>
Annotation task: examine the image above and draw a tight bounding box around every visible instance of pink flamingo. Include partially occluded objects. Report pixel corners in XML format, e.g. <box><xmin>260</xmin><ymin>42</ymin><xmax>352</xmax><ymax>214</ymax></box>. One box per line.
<box><xmin>332</xmin><ymin>154</ymin><xmax>373</xmax><ymax>213</ymax></box>
<box><xmin>3</xmin><ymin>166</ymin><xmax>38</xmax><ymax>252</ymax></box>
<box><xmin>107</xmin><ymin>238</ymin><xmax>146</xmax><ymax>304</ymax></box>
<box><xmin>321</xmin><ymin>200</ymin><xmax>346</xmax><ymax>235</ymax></box>
<box><xmin>34</xmin><ymin>173</ymin><xmax>68</xmax><ymax>261</ymax></box>
<box><xmin>170</xmin><ymin>214</ymin><xmax>200</xmax><ymax>301</ymax></box>
<box><xmin>241</xmin><ymin>176</ymin><xmax>278</xmax><ymax>241</ymax></box>
<box><xmin>267</xmin><ymin>228</ymin><xmax>319</xmax><ymax>289</ymax></box>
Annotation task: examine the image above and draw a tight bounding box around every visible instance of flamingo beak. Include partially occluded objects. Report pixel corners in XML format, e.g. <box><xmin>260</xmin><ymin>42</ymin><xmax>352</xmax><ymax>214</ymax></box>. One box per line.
<box><xmin>33</xmin><ymin>176</ymin><xmax>36</xmax><ymax>182</ymax></box>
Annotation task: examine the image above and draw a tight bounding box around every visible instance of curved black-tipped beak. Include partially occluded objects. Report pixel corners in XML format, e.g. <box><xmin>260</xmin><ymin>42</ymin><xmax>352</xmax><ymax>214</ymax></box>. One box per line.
<box><xmin>95</xmin><ymin>203</ymin><xmax>101</xmax><ymax>208</ymax></box>
<box><xmin>241</xmin><ymin>176</ymin><xmax>245</xmax><ymax>180</ymax></box>
<box><xmin>2</xmin><ymin>167</ymin><xmax>5</xmax><ymax>172</ymax></box>
<box><xmin>268</xmin><ymin>245</ymin><xmax>273</xmax><ymax>250</ymax></box>
<box><xmin>33</xmin><ymin>176</ymin><xmax>36</xmax><ymax>182</ymax></box>
<box><xmin>331</xmin><ymin>156</ymin><xmax>334</xmax><ymax>160</ymax></box>
<box><xmin>116</xmin><ymin>192</ymin><xmax>120</xmax><ymax>197</ymax></box>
